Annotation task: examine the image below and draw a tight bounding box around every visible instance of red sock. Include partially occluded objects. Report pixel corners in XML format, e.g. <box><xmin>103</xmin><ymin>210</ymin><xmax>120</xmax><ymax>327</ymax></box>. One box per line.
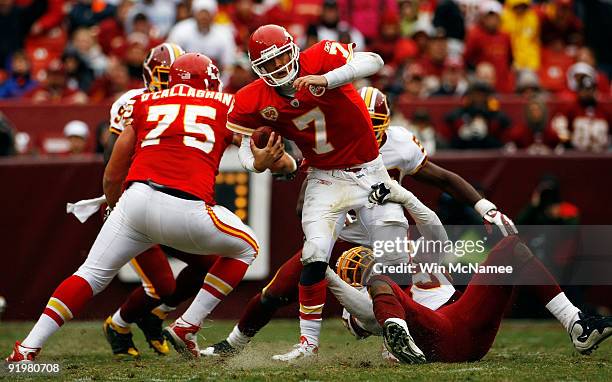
<box><xmin>298</xmin><ymin>279</ymin><xmax>327</xmax><ymax>320</ymax></box>
<box><xmin>372</xmin><ymin>293</ymin><xmax>406</xmax><ymax>327</ymax></box>
<box><xmin>43</xmin><ymin>275</ymin><xmax>93</xmax><ymax>326</ymax></box>
<box><xmin>119</xmin><ymin>287</ymin><xmax>160</xmax><ymax>323</ymax></box>
<box><xmin>518</xmin><ymin>258</ymin><xmax>563</xmax><ymax>305</ymax></box>
<box><xmin>238</xmin><ymin>292</ymin><xmax>277</xmax><ymax>337</ymax></box>
<box><xmin>202</xmin><ymin>257</ymin><xmax>249</xmax><ymax>299</ymax></box>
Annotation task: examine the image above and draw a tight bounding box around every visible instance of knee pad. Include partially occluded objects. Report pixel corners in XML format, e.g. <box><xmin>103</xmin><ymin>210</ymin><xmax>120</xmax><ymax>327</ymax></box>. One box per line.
<box><xmin>301</xmin><ymin>240</ymin><xmax>328</xmax><ymax>265</ymax></box>
<box><xmin>513</xmin><ymin>240</ymin><xmax>535</xmax><ymax>269</ymax></box>
<box><xmin>300</xmin><ymin>261</ymin><xmax>328</xmax><ymax>286</ymax></box>
<box><xmin>367</xmin><ymin>276</ymin><xmax>395</xmax><ymax>298</ymax></box>
<box><xmin>74</xmin><ymin>266</ymin><xmax>112</xmax><ymax>296</ymax></box>
<box><xmin>260</xmin><ymin>292</ymin><xmax>292</xmax><ymax>309</ymax></box>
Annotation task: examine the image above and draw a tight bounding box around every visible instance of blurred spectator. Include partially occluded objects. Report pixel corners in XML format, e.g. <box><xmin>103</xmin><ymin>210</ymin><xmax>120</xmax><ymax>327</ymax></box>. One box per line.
<box><xmin>24</xmin><ymin>59</ymin><xmax>87</xmax><ymax>103</ymax></box>
<box><xmin>464</xmin><ymin>1</ymin><xmax>513</xmax><ymax>93</ymax></box>
<box><xmin>0</xmin><ymin>112</ymin><xmax>16</xmax><ymax>156</ymax></box>
<box><xmin>538</xmin><ymin>38</ymin><xmax>573</xmax><ymax>94</ymax></box>
<box><xmin>398</xmin><ymin>62</ymin><xmax>427</xmax><ymax>101</ymax></box>
<box><xmin>61</xmin><ymin>48</ymin><xmax>95</xmax><ymax>92</ymax></box>
<box><xmin>224</xmin><ymin>53</ymin><xmax>256</xmax><ymax>94</ymax></box>
<box><xmin>548</xmin><ymin>75</ymin><xmax>611</xmax><ymax>152</ymax></box>
<box><xmin>123</xmin><ymin>32</ymin><xmax>151</xmax><ymax>81</ymax></box>
<box><xmin>308</xmin><ymin>0</ymin><xmax>365</xmax><ymax>51</ymax></box>
<box><xmin>516</xmin><ymin>70</ymin><xmax>543</xmax><ymax>100</ymax></box>
<box><xmin>0</xmin><ymin>51</ymin><xmax>38</xmax><ymax>98</ymax></box>
<box><xmin>444</xmin><ymin>81</ymin><xmax>511</xmax><ymax>149</ymax></box>
<box><xmin>97</xmin><ymin>0</ymin><xmax>135</xmax><ymax>56</ymax></box>
<box><xmin>95</xmin><ymin>121</ymin><xmax>110</xmax><ymax>154</ymax></box>
<box><xmin>88</xmin><ymin>58</ymin><xmax>139</xmax><ymax>102</ymax></box>
<box><xmin>539</xmin><ymin>0</ymin><xmax>582</xmax><ymax>48</ymax></box>
<box><xmin>432</xmin><ymin>0</ymin><xmax>465</xmax><ymax>57</ymax></box>
<box><xmin>474</xmin><ymin>61</ymin><xmax>496</xmax><ymax>90</ymax></box>
<box><xmin>128</xmin><ymin>0</ymin><xmax>177</xmax><ymax>37</ymax></box>
<box><xmin>580</xmin><ymin>0</ymin><xmax>612</xmax><ymax>79</ymax></box>
<box><xmin>63</xmin><ymin>120</ymin><xmax>89</xmax><ymax>154</ymax></box>
<box><xmin>522</xmin><ymin>98</ymin><xmax>552</xmax><ymax>154</ymax></box>
<box><xmin>335</xmin><ymin>0</ymin><xmax>398</xmax><ymax>42</ymax></box>
<box><xmin>68</xmin><ymin>0</ymin><xmax>116</xmax><ymax>33</ymax></box>
<box><xmin>407</xmin><ymin>108</ymin><xmax>437</xmax><ymax>154</ymax></box>
<box><xmin>0</xmin><ymin>0</ymin><xmax>47</xmax><ymax>70</ymax></box>
<box><xmin>416</xmin><ymin>27</ymin><xmax>448</xmax><ymax>94</ymax></box>
<box><xmin>574</xmin><ymin>47</ymin><xmax>611</xmax><ymax>97</ymax></box>
<box><xmin>410</xmin><ymin>20</ymin><xmax>433</xmax><ymax>59</ymax></box>
<box><xmin>431</xmin><ymin>56</ymin><xmax>467</xmax><ymax>97</ymax></box>
<box><xmin>517</xmin><ymin>175</ymin><xmax>579</xmax><ymax>225</ymax></box>
<box><xmin>229</xmin><ymin>0</ymin><xmax>266</xmax><ymax>49</ymax></box>
<box><xmin>398</xmin><ymin>0</ymin><xmax>420</xmax><ymax>38</ymax></box>
<box><xmin>69</xmin><ymin>27</ymin><xmax>108</xmax><ymax>76</ymax></box>
<box><xmin>456</xmin><ymin>0</ymin><xmax>484</xmax><ymax>29</ymax></box>
<box><xmin>501</xmin><ymin>0</ymin><xmax>541</xmax><ymax>71</ymax></box>
<box><xmin>167</xmin><ymin>0</ymin><xmax>236</xmax><ymax>73</ymax></box>
<box><xmin>368</xmin><ymin>11</ymin><xmax>417</xmax><ymax>67</ymax></box>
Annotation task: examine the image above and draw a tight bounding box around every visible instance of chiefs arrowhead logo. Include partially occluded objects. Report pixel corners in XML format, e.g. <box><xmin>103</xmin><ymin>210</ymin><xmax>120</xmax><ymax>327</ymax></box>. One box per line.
<box><xmin>260</xmin><ymin>106</ymin><xmax>279</xmax><ymax>121</ymax></box>
<box><xmin>309</xmin><ymin>85</ymin><xmax>326</xmax><ymax>97</ymax></box>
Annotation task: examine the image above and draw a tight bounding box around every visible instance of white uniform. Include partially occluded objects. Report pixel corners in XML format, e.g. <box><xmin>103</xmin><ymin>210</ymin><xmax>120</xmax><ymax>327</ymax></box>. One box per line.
<box><xmin>109</xmin><ymin>88</ymin><xmax>146</xmax><ymax>134</ymax></box>
<box><xmin>330</xmin><ymin>125</ymin><xmax>455</xmax><ymax>335</ymax></box>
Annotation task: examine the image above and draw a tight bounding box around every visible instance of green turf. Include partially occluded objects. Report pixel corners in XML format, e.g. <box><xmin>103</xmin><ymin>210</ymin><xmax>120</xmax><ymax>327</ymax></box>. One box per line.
<box><xmin>0</xmin><ymin>319</ymin><xmax>610</xmax><ymax>381</ymax></box>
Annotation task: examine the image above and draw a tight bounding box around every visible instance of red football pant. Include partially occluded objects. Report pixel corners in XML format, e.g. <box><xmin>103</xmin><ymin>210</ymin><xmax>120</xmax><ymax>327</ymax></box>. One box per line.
<box><xmin>373</xmin><ymin>236</ymin><xmax>562</xmax><ymax>362</ymax></box>
<box><xmin>237</xmin><ymin>240</ymin><xmax>355</xmax><ymax>336</ymax></box>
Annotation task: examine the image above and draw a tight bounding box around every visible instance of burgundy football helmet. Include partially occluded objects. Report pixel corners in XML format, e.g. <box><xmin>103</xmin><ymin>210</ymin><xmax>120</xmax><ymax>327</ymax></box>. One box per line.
<box><xmin>248</xmin><ymin>24</ymin><xmax>300</xmax><ymax>87</ymax></box>
<box><xmin>358</xmin><ymin>86</ymin><xmax>390</xmax><ymax>145</ymax></box>
<box><xmin>169</xmin><ymin>53</ymin><xmax>222</xmax><ymax>91</ymax></box>
<box><xmin>143</xmin><ymin>43</ymin><xmax>185</xmax><ymax>92</ymax></box>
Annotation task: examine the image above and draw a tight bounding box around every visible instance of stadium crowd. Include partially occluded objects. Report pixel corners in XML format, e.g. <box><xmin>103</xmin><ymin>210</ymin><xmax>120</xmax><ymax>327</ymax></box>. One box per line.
<box><xmin>0</xmin><ymin>0</ymin><xmax>611</xmax><ymax>154</ymax></box>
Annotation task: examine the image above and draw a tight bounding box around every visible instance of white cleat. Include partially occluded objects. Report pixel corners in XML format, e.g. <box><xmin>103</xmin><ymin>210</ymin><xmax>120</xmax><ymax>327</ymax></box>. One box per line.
<box><xmin>272</xmin><ymin>336</ymin><xmax>318</xmax><ymax>361</ymax></box>
<box><xmin>382</xmin><ymin>318</ymin><xmax>426</xmax><ymax>364</ymax></box>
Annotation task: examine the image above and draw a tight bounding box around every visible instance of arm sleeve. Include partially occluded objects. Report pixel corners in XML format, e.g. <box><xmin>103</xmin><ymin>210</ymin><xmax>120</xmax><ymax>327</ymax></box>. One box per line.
<box><xmin>401</xmin><ymin>189</ymin><xmax>449</xmax><ymax>245</ymax></box>
<box><xmin>226</xmin><ymin>93</ymin><xmax>259</xmax><ymax>136</ymax></box>
<box><xmin>323</xmin><ymin>51</ymin><xmax>384</xmax><ymax>89</ymax></box>
<box><xmin>238</xmin><ymin>136</ymin><xmax>263</xmax><ymax>173</ymax></box>
<box><xmin>402</xmin><ymin>132</ymin><xmax>429</xmax><ymax>175</ymax></box>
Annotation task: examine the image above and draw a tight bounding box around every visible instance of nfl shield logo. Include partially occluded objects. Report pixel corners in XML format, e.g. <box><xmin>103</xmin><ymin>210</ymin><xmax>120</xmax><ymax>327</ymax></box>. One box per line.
<box><xmin>260</xmin><ymin>106</ymin><xmax>279</xmax><ymax>121</ymax></box>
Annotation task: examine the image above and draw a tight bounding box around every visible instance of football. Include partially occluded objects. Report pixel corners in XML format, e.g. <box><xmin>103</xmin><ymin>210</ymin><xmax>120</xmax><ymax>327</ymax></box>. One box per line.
<box><xmin>251</xmin><ymin>126</ymin><xmax>275</xmax><ymax>149</ymax></box>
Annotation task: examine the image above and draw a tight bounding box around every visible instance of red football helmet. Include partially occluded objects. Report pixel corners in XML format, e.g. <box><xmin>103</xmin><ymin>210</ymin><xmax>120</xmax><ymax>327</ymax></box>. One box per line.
<box><xmin>248</xmin><ymin>24</ymin><xmax>300</xmax><ymax>87</ymax></box>
<box><xmin>169</xmin><ymin>53</ymin><xmax>222</xmax><ymax>91</ymax></box>
<box><xmin>358</xmin><ymin>86</ymin><xmax>390</xmax><ymax>145</ymax></box>
<box><xmin>143</xmin><ymin>43</ymin><xmax>185</xmax><ymax>92</ymax></box>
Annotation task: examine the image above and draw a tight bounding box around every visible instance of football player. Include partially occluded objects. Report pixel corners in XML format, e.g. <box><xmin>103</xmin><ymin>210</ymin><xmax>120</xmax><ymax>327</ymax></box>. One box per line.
<box><xmin>7</xmin><ymin>53</ymin><xmax>258</xmax><ymax>362</ymax></box>
<box><xmin>203</xmin><ymin>86</ymin><xmax>515</xmax><ymax>359</ymax></box>
<box><xmin>366</xmin><ymin>180</ymin><xmax>612</xmax><ymax>363</ymax></box>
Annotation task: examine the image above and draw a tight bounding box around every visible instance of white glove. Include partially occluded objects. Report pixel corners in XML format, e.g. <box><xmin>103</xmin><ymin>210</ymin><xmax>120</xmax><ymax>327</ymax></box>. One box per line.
<box><xmin>475</xmin><ymin>199</ymin><xmax>518</xmax><ymax>237</ymax></box>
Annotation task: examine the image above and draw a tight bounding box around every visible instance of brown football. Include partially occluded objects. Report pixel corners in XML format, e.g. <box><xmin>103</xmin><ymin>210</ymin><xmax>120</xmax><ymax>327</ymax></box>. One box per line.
<box><xmin>251</xmin><ymin>126</ymin><xmax>275</xmax><ymax>149</ymax></box>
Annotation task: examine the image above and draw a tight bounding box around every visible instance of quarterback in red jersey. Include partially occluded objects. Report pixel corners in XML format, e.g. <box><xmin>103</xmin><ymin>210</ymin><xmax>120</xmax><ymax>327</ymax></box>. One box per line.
<box><xmin>226</xmin><ymin>24</ymin><xmax>414</xmax><ymax>359</ymax></box>
<box><xmin>7</xmin><ymin>53</ymin><xmax>258</xmax><ymax>362</ymax></box>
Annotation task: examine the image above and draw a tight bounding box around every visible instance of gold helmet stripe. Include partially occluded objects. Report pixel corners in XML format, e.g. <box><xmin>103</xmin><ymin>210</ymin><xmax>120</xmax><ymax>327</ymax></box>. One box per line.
<box><xmin>363</xmin><ymin>87</ymin><xmax>374</xmax><ymax>112</ymax></box>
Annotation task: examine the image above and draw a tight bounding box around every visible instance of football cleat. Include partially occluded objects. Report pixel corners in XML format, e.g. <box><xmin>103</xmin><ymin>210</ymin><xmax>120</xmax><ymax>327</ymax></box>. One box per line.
<box><xmin>103</xmin><ymin>316</ymin><xmax>140</xmax><ymax>358</ymax></box>
<box><xmin>271</xmin><ymin>336</ymin><xmax>318</xmax><ymax>362</ymax></box>
<box><xmin>135</xmin><ymin>312</ymin><xmax>169</xmax><ymax>355</ymax></box>
<box><xmin>5</xmin><ymin>341</ymin><xmax>40</xmax><ymax>363</ymax></box>
<box><xmin>570</xmin><ymin>312</ymin><xmax>612</xmax><ymax>355</ymax></box>
<box><xmin>382</xmin><ymin>318</ymin><xmax>426</xmax><ymax>364</ymax></box>
<box><xmin>200</xmin><ymin>339</ymin><xmax>241</xmax><ymax>357</ymax></box>
<box><xmin>162</xmin><ymin>320</ymin><xmax>200</xmax><ymax>358</ymax></box>
<box><xmin>381</xmin><ymin>344</ymin><xmax>400</xmax><ymax>363</ymax></box>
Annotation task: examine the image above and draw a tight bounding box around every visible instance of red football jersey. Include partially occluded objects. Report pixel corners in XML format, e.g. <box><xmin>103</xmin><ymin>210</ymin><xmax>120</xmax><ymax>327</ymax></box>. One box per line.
<box><xmin>548</xmin><ymin>101</ymin><xmax>611</xmax><ymax>152</ymax></box>
<box><xmin>124</xmin><ymin>84</ymin><xmax>235</xmax><ymax>204</ymax></box>
<box><xmin>227</xmin><ymin>40</ymin><xmax>379</xmax><ymax>169</ymax></box>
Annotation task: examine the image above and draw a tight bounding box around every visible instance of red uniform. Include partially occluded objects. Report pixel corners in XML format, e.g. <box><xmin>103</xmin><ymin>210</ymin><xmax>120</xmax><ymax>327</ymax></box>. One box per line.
<box><xmin>548</xmin><ymin>101</ymin><xmax>611</xmax><ymax>152</ymax></box>
<box><xmin>125</xmin><ymin>84</ymin><xmax>235</xmax><ymax>204</ymax></box>
<box><xmin>227</xmin><ymin>40</ymin><xmax>379</xmax><ymax>169</ymax></box>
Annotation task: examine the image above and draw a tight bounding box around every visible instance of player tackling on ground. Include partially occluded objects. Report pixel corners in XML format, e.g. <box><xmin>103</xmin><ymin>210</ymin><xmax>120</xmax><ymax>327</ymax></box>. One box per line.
<box><xmin>7</xmin><ymin>53</ymin><xmax>259</xmax><ymax>362</ymax></box>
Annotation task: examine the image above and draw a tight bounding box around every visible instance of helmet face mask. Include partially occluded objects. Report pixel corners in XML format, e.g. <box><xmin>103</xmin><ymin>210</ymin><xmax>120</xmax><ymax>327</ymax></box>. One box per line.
<box><xmin>249</xmin><ymin>25</ymin><xmax>300</xmax><ymax>87</ymax></box>
<box><xmin>336</xmin><ymin>246</ymin><xmax>375</xmax><ymax>287</ymax></box>
<box><xmin>143</xmin><ymin>43</ymin><xmax>185</xmax><ymax>92</ymax></box>
<box><xmin>148</xmin><ymin>65</ymin><xmax>171</xmax><ymax>92</ymax></box>
<box><xmin>359</xmin><ymin>86</ymin><xmax>391</xmax><ymax>146</ymax></box>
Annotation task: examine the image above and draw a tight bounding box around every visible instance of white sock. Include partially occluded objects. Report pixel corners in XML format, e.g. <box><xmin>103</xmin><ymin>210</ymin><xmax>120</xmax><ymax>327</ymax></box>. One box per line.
<box><xmin>226</xmin><ymin>325</ymin><xmax>251</xmax><ymax>349</ymax></box>
<box><xmin>546</xmin><ymin>292</ymin><xmax>581</xmax><ymax>332</ymax></box>
<box><xmin>300</xmin><ymin>318</ymin><xmax>321</xmax><ymax>347</ymax></box>
<box><xmin>22</xmin><ymin>314</ymin><xmax>60</xmax><ymax>349</ymax></box>
<box><xmin>180</xmin><ymin>289</ymin><xmax>221</xmax><ymax>326</ymax></box>
<box><xmin>111</xmin><ymin>309</ymin><xmax>130</xmax><ymax>328</ymax></box>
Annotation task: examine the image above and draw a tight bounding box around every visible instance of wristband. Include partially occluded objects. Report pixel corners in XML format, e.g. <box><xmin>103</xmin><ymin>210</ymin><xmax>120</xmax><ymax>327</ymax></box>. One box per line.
<box><xmin>474</xmin><ymin>198</ymin><xmax>497</xmax><ymax>217</ymax></box>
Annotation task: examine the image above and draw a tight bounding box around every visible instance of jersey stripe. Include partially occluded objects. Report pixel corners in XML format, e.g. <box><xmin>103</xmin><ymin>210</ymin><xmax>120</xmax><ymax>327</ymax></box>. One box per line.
<box><xmin>206</xmin><ymin>205</ymin><xmax>259</xmax><ymax>254</ymax></box>
<box><xmin>129</xmin><ymin>258</ymin><xmax>160</xmax><ymax>299</ymax></box>
<box><xmin>226</xmin><ymin>121</ymin><xmax>255</xmax><ymax>136</ymax></box>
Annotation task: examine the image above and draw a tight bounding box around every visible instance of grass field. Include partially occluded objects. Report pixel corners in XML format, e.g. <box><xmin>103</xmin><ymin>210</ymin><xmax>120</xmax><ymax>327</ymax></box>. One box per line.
<box><xmin>1</xmin><ymin>319</ymin><xmax>610</xmax><ymax>381</ymax></box>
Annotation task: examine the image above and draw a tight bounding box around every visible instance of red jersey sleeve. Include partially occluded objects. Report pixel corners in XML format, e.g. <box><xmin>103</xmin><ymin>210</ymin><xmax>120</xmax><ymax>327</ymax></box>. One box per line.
<box><xmin>226</xmin><ymin>86</ymin><xmax>261</xmax><ymax>136</ymax></box>
<box><xmin>301</xmin><ymin>40</ymin><xmax>356</xmax><ymax>74</ymax></box>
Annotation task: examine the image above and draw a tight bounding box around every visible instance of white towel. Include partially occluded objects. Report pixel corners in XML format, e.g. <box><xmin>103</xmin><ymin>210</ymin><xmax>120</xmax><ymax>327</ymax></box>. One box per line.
<box><xmin>66</xmin><ymin>195</ymin><xmax>107</xmax><ymax>223</ymax></box>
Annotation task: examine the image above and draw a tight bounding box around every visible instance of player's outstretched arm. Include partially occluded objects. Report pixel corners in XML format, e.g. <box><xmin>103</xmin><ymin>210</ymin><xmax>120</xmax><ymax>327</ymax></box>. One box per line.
<box><xmin>293</xmin><ymin>52</ymin><xmax>384</xmax><ymax>91</ymax></box>
<box><xmin>412</xmin><ymin>161</ymin><xmax>517</xmax><ymax>236</ymax></box>
<box><xmin>103</xmin><ymin>124</ymin><xmax>136</xmax><ymax>208</ymax></box>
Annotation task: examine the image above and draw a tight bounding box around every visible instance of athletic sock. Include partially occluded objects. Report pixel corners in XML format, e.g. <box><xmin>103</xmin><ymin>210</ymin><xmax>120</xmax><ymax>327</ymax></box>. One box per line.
<box><xmin>227</xmin><ymin>325</ymin><xmax>251</xmax><ymax>349</ymax></box>
<box><xmin>237</xmin><ymin>292</ymin><xmax>277</xmax><ymax>337</ymax></box>
<box><xmin>181</xmin><ymin>258</ymin><xmax>248</xmax><ymax>326</ymax></box>
<box><xmin>298</xmin><ymin>279</ymin><xmax>327</xmax><ymax>347</ymax></box>
<box><xmin>119</xmin><ymin>287</ymin><xmax>161</xmax><ymax>323</ymax></box>
<box><xmin>22</xmin><ymin>275</ymin><xmax>93</xmax><ymax>348</ymax></box>
<box><xmin>111</xmin><ymin>309</ymin><xmax>130</xmax><ymax>328</ymax></box>
<box><xmin>372</xmin><ymin>293</ymin><xmax>406</xmax><ymax>327</ymax></box>
<box><xmin>545</xmin><ymin>292</ymin><xmax>581</xmax><ymax>332</ymax></box>
<box><xmin>151</xmin><ymin>304</ymin><xmax>175</xmax><ymax>320</ymax></box>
